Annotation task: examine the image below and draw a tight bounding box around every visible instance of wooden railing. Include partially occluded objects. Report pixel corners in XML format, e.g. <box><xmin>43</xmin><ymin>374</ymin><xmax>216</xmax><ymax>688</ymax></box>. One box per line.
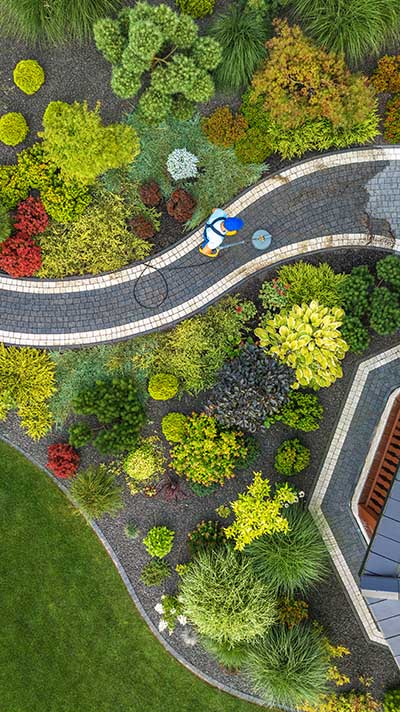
<box><xmin>358</xmin><ymin>395</ymin><xmax>400</xmax><ymax>538</ymax></box>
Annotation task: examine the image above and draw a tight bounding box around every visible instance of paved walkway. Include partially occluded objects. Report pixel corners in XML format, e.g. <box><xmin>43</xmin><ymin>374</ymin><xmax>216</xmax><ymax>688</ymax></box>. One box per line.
<box><xmin>1</xmin><ymin>146</ymin><xmax>400</xmax><ymax>347</ymax></box>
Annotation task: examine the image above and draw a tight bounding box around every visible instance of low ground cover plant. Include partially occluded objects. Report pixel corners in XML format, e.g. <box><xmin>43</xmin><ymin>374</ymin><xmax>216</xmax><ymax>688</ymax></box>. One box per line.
<box><xmin>247</xmin><ymin>506</ymin><xmax>329</xmax><ymax>595</ymax></box>
<box><xmin>13</xmin><ymin>59</ymin><xmax>44</xmax><ymax>94</ymax></box>
<box><xmin>70</xmin><ymin>464</ymin><xmax>123</xmax><ymax>519</ymax></box>
<box><xmin>47</xmin><ymin>443</ymin><xmax>80</xmax><ymax>479</ymax></box>
<box><xmin>143</xmin><ymin>526</ymin><xmax>175</xmax><ymax>558</ymax></box>
<box><xmin>94</xmin><ymin>1</ymin><xmax>221</xmax><ymax>121</ymax></box>
<box><xmin>140</xmin><ymin>558</ymin><xmax>171</xmax><ymax>586</ymax></box>
<box><xmin>180</xmin><ymin>547</ymin><xmax>276</xmax><ymax>646</ymax></box>
<box><xmin>274</xmin><ymin>438</ymin><xmax>310</xmax><ymax>476</ymax></box>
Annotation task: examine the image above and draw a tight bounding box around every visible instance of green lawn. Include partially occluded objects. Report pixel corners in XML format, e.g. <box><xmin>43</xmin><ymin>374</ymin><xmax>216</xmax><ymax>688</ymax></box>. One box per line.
<box><xmin>0</xmin><ymin>440</ymin><xmax>259</xmax><ymax>712</ymax></box>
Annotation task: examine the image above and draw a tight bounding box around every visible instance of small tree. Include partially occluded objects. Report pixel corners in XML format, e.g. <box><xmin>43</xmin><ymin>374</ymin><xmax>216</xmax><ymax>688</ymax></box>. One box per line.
<box><xmin>250</xmin><ymin>19</ymin><xmax>376</xmax><ymax>131</ymax></box>
<box><xmin>224</xmin><ymin>471</ymin><xmax>297</xmax><ymax>551</ymax></box>
<box><xmin>39</xmin><ymin>101</ymin><xmax>140</xmax><ymax>185</ymax></box>
<box><xmin>93</xmin><ymin>2</ymin><xmax>221</xmax><ymax>123</ymax></box>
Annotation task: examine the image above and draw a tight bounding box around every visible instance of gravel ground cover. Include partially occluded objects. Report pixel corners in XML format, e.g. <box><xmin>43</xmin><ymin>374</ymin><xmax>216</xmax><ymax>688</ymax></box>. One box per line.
<box><xmin>1</xmin><ymin>248</ymin><xmax>399</xmax><ymax>703</ymax></box>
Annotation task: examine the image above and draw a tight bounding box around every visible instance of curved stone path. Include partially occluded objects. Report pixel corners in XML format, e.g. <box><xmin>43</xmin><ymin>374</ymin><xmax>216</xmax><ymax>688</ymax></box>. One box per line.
<box><xmin>1</xmin><ymin>146</ymin><xmax>400</xmax><ymax>347</ymax></box>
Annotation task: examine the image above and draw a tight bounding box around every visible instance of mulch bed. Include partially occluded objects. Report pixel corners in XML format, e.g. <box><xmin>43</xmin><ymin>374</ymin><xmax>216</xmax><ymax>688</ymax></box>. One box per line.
<box><xmin>1</xmin><ymin>247</ymin><xmax>400</xmax><ymax>703</ymax></box>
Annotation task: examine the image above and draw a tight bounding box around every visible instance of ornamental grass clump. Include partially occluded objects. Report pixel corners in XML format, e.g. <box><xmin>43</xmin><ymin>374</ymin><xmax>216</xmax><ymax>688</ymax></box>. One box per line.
<box><xmin>247</xmin><ymin>506</ymin><xmax>329</xmax><ymax>595</ymax></box>
<box><xmin>224</xmin><ymin>471</ymin><xmax>297</xmax><ymax>551</ymax></box>
<box><xmin>206</xmin><ymin>345</ymin><xmax>294</xmax><ymax>433</ymax></box>
<box><xmin>180</xmin><ymin>547</ymin><xmax>276</xmax><ymax>646</ymax></box>
<box><xmin>171</xmin><ymin>412</ymin><xmax>247</xmax><ymax>487</ymax></box>
<box><xmin>143</xmin><ymin>526</ymin><xmax>175</xmax><ymax>558</ymax></box>
<box><xmin>255</xmin><ymin>300</ymin><xmax>349</xmax><ymax>390</ymax></box>
<box><xmin>245</xmin><ymin>624</ymin><xmax>330</xmax><ymax>708</ymax></box>
<box><xmin>94</xmin><ymin>2</ymin><xmax>221</xmax><ymax>122</ymax></box>
<box><xmin>70</xmin><ymin>464</ymin><xmax>123</xmax><ymax>519</ymax></box>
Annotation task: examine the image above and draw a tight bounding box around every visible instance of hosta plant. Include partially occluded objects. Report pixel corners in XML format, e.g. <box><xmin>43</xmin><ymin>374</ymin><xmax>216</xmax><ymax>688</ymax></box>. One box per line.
<box><xmin>206</xmin><ymin>345</ymin><xmax>294</xmax><ymax>433</ymax></box>
<box><xmin>255</xmin><ymin>301</ymin><xmax>349</xmax><ymax>390</ymax></box>
<box><xmin>274</xmin><ymin>438</ymin><xmax>310</xmax><ymax>476</ymax></box>
<box><xmin>171</xmin><ymin>412</ymin><xmax>247</xmax><ymax>486</ymax></box>
<box><xmin>94</xmin><ymin>2</ymin><xmax>221</xmax><ymax>121</ymax></box>
<box><xmin>143</xmin><ymin>526</ymin><xmax>175</xmax><ymax>558</ymax></box>
<box><xmin>224</xmin><ymin>471</ymin><xmax>297</xmax><ymax>551</ymax></box>
<box><xmin>179</xmin><ymin>547</ymin><xmax>276</xmax><ymax>645</ymax></box>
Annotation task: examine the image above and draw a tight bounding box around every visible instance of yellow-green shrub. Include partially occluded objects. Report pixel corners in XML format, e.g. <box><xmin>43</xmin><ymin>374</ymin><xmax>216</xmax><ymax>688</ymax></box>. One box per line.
<box><xmin>0</xmin><ymin>344</ymin><xmax>55</xmax><ymax>439</ymax></box>
<box><xmin>255</xmin><ymin>301</ymin><xmax>349</xmax><ymax>390</ymax></box>
<box><xmin>124</xmin><ymin>436</ymin><xmax>165</xmax><ymax>494</ymax></box>
<box><xmin>13</xmin><ymin>59</ymin><xmax>45</xmax><ymax>94</ymax></box>
<box><xmin>0</xmin><ymin>112</ymin><xmax>28</xmax><ymax>146</ymax></box>
<box><xmin>224</xmin><ymin>471</ymin><xmax>297</xmax><ymax>551</ymax></box>
<box><xmin>39</xmin><ymin>189</ymin><xmax>151</xmax><ymax>277</ymax></box>
<box><xmin>148</xmin><ymin>374</ymin><xmax>179</xmax><ymax>400</ymax></box>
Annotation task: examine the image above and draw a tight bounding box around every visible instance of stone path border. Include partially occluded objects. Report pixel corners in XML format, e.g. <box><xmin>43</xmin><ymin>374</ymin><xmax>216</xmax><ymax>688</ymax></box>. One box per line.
<box><xmin>309</xmin><ymin>346</ymin><xmax>400</xmax><ymax>649</ymax></box>
<box><xmin>0</xmin><ymin>145</ymin><xmax>400</xmax><ymax>346</ymax></box>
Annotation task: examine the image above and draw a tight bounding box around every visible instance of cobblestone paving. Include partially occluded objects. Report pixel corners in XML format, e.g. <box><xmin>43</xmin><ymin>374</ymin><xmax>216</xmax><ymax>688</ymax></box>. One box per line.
<box><xmin>1</xmin><ymin>147</ymin><xmax>400</xmax><ymax>346</ymax></box>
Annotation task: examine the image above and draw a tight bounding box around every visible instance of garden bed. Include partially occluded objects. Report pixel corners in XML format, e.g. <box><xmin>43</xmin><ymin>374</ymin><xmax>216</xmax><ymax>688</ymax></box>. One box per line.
<box><xmin>1</xmin><ymin>249</ymin><xmax>400</xmax><ymax>704</ymax></box>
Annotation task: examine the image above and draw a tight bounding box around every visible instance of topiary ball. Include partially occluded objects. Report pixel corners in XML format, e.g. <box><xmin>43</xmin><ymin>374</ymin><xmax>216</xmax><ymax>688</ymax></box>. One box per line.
<box><xmin>148</xmin><ymin>373</ymin><xmax>179</xmax><ymax>400</ymax></box>
<box><xmin>161</xmin><ymin>412</ymin><xmax>187</xmax><ymax>442</ymax></box>
<box><xmin>13</xmin><ymin>59</ymin><xmax>45</xmax><ymax>95</ymax></box>
<box><xmin>0</xmin><ymin>112</ymin><xmax>28</xmax><ymax>146</ymax></box>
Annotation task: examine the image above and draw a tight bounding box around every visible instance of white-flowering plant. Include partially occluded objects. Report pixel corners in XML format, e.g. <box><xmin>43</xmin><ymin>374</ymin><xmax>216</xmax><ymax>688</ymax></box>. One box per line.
<box><xmin>167</xmin><ymin>148</ymin><xmax>199</xmax><ymax>181</ymax></box>
<box><xmin>154</xmin><ymin>594</ymin><xmax>187</xmax><ymax>634</ymax></box>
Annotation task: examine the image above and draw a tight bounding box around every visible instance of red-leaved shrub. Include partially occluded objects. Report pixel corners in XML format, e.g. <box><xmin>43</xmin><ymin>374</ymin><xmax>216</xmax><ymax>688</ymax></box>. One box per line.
<box><xmin>129</xmin><ymin>215</ymin><xmax>156</xmax><ymax>239</ymax></box>
<box><xmin>0</xmin><ymin>232</ymin><xmax>41</xmax><ymax>277</ymax></box>
<box><xmin>139</xmin><ymin>181</ymin><xmax>162</xmax><ymax>207</ymax></box>
<box><xmin>13</xmin><ymin>197</ymin><xmax>49</xmax><ymax>237</ymax></box>
<box><xmin>166</xmin><ymin>189</ymin><xmax>196</xmax><ymax>222</ymax></box>
<box><xmin>47</xmin><ymin>443</ymin><xmax>80</xmax><ymax>479</ymax></box>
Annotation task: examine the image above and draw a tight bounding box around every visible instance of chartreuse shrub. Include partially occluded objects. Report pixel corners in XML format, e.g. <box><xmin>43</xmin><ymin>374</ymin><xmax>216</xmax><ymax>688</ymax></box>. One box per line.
<box><xmin>39</xmin><ymin>101</ymin><xmax>139</xmax><ymax>185</ymax></box>
<box><xmin>304</xmin><ymin>692</ymin><xmax>382</xmax><ymax>712</ymax></box>
<box><xmin>0</xmin><ymin>344</ymin><xmax>55</xmax><ymax>440</ymax></box>
<box><xmin>384</xmin><ymin>689</ymin><xmax>400</xmax><ymax>712</ymax></box>
<box><xmin>175</xmin><ymin>0</ymin><xmax>215</xmax><ymax>17</ymax></box>
<box><xmin>210</xmin><ymin>3</ymin><xmax>269</xmax><ymax>92</ymax></box>
<box><xmin>180</xmin><ymin>547</ymin><xmax>276</xmax><ymax>646</ymax></box>
<box><xmin>273</xmin><ymin>390</ymin><xmax>324</xmax><ymax>431</ymax></box>
<box><xmin>148</xmin><ymin>373</ymin><xmax>179</xmax><ymax>400</ymax></box>
<box><xmin>224</xmin><ymin>472</ymin><xmax>296</xmax><ymax>551</ymax></box>
<box><xmin>161</xmin><ymin>412</ymin><xmax>187</xmax><ymax>442</ymax></box>
<box><xmin>246</xmin><ymin>624</ymin><xmax>329</xmax><ymax>708</ymax></box>
<box><xmin>277</xmin><ymin>261</ymin><xmax>347</xmax><ymax>308</ymax></box>
<box><xmin>0</xmin><ymin>112</ymin><xmax>28</xmax><ymax>146</ymax></box>
<box><xmin>0</xmin><ymin>0</ymin><xmax>123</xmax><ymax>43</ymax></box>
<box><xmin>94</xmin><ymin>2</ymin><xmax>221</xmax><ymax>122</ymax></box>
<box><xmin>274</xmin><ymin>438</ymin><xmax>310</xmax><ymax>476</ymax></box>
<box><xmin>145</xmin><ymin>296</ymin><xmax>257</xmax><ymax>395</ymax></box>
<box><xmin>70</xmin><ymin>464</ymin><xmax>123</xmax><ymax>519</ymax></box>
<box><xmin>38</xmin><ymin>188</ymin><xmax>151</xmax><ymax>277</ymax></box>
<box><xmin>71</xmin><ymin>378</ymin><xmax>145</xmax><ymax>454</ymax></box>
<box><xmin>206</xmin><ymin>345</ymin><xmax>294</xmax><ymax>433</ymax></box>
<box><xmin>235</xmin><ymin>20</ymin><xmax>378</xmax><ymax>162</ymax></box>
<box><xmin>171</xmin><ymin>413</ymin><xmax>247</xmax><ymax>487</ymax></box>
<box><xmin>247</xmin><ymin>506</ymin><xmax>329</xmax><ymax>595</ymax></box>
<box><xmin>140</xmin><ymin>559</ymin><xmax>171</xmax><ymax>586</ymax></box>
<box><xmin>0</xmin><ymin>143</ymin><xmax>91</xmax><ymax>222</ymax></box>
<box><xmin>255</xmin><ymin>301</ymin><xmax>349</xmax><ymax>390</ymax></box>
<box><xmin>292</xmin><ymin>0</ymin><xmax>400</xmax><ymax>63</ymax></box>
<box><xmin>124</xmin><ymin>437</ymin><xmax>165</xmax><ymax>494</ymax></box>
<box><xmin>143</xmin><ymin>526</ymin><xmax>175</xmax><ymax>558</ymax></box>
<box><xmin>13</xmin><ymin>59</ymin><xmax>44</xmax><ymax>94</ymax></box>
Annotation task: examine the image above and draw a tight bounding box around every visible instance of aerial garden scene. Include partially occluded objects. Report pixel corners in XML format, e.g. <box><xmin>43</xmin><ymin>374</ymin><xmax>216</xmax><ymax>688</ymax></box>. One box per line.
<box><xmin>2</xmin><ymin>0</ymin><xmax>400</xmax><ymax>711</ymax></box>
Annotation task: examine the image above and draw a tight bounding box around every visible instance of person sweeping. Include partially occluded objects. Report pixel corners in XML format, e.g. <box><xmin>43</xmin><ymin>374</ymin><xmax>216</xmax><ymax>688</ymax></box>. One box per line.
<box><xmin>199</xmin><ymin>207</ymin><xmax>244</xmax><ymax>257</ymax></box>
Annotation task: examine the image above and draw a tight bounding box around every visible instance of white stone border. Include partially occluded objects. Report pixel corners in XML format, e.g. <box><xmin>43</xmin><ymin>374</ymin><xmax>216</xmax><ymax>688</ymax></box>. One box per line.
<box><xmin>351</xmin><ymin>388</ymin><xmax>400</xmax><ymax>542</ymax></box>
<box><xmin>0</xmin><ymin>232</ymin><xmax>396</xmax><ymax>347</ymax></box>
<box><xmin>309</xmin><ymin>346</ymin><xmax>400</xmax><ymax>646</ymax></box>
<box><xmin>0</xmin><ymin>145</ymin><xmax>399</xmax><ymax>295</ymax></box>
